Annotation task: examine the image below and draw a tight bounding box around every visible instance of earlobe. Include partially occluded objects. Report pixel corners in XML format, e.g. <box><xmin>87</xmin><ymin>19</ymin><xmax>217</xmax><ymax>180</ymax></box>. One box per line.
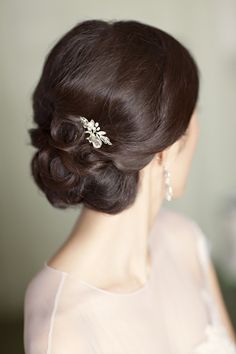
<box><xmin>155</xmin><ymin>149</ymin><xmax>168</xmax><ymax>166</ymax></box>
<box><xmin>155</xmin><ymin>154</ymin><xmax>161</xmax><ymax>163</ymax></box>
<box><xmin>156</xmin><ymin>145</ymin><xmax>172</xmax><ymax>168</ymax></box>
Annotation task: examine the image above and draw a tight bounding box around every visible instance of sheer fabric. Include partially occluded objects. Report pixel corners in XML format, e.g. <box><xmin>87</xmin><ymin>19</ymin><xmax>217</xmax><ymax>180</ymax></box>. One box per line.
<box><xmin>23</xmin><ymin>207</ymin><xmax>236</xmax><ymax>354</ymax></box>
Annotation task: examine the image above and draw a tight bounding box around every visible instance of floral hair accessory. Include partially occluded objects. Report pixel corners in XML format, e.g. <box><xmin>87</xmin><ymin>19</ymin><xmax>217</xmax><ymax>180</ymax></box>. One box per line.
<box><xmin>79</xmin><ymin>116</ymin><xmax>112</xmax><ymax>149</ymax></box>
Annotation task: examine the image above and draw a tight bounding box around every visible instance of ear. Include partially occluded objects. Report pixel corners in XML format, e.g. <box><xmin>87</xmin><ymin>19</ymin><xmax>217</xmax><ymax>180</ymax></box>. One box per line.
<box><xmin>155</xmin><ymin>140</ymin><xmax>181</xmax><ymax>168</ymax></box>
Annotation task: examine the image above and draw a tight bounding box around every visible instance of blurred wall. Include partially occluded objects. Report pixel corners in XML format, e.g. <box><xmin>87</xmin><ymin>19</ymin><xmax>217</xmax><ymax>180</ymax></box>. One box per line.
<box><xmin>1</xmin><ymin>0</ymin><xmax>236</xmax><ymax>328</ymax></box>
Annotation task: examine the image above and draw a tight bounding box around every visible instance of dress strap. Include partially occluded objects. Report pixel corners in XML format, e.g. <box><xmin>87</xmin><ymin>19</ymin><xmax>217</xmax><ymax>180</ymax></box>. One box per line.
<box><xmin>192</xmin><ymin>221</ymin><xmax>222</xmax><ymax>327</ymax></box>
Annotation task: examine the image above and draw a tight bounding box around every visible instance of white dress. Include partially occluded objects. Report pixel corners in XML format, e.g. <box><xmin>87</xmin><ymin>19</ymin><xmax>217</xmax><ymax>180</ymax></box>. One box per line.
<box><xmin>23</xmin><ymin>206</ymin><xmax>236</xmax><ymax>354</ymax></box>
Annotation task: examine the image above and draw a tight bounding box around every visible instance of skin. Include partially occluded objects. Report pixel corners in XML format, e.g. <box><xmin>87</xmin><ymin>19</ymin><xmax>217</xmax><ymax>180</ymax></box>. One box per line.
<box><xmin>47</xmin><ymin>107</ymin><xmax>235</xmax><ymax>342</ymax></box>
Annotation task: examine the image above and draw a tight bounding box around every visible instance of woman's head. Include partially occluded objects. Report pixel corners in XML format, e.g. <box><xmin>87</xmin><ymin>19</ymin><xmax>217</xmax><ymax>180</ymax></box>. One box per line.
<box><xmin>28</xmin><ymin>19</ymin><xmax>200</xmax><ymax>214</ymax></box>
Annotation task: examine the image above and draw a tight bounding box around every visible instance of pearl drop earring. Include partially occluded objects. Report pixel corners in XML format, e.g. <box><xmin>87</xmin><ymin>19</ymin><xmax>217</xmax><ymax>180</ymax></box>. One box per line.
<box><xmin>163</xmin><ymin>165</ymin><xmax>173</xmax><ymax>201</ymax></box>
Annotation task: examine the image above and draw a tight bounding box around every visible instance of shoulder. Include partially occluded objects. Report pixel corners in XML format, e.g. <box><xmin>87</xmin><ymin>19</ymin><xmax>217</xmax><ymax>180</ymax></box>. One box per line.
<box><xmin>157</xmin><ymin>206</ymin><xmax>209</xmax><ymax>247</ymax></box>
<box><xmin>24</xmin><ymin>264</ymin><xmax>91</xmax><ymax>315</ymax></box>
<box><xmin>24</xmin><ymin>265</ymin><xmax>66</xmax><ymax>311</ymax></box>
<box><xmin>156</xmin><ymin>206</ymin><xmax>211</xmax><ymax>278</ymax></box>
<box><xmin>23</xmin><ymin>266</ymin><xmax>94</xmax><ymax>353</ymax></box>
<box><xmin>157</xmin><ymin>206</ymin><xmax>201</xmax><ymax>229</ymax></box>
<box><xmin>23</xmin><ymin>267</ymin><xmax>64</xmax><ymax>353</ymax></box>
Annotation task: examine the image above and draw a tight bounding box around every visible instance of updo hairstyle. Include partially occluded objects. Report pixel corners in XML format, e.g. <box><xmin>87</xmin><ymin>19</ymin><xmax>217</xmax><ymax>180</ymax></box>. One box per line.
<box><xmin>28</xmin><ymin>19</ymin><xmax>200</xmax><ymax>214</ymax></box>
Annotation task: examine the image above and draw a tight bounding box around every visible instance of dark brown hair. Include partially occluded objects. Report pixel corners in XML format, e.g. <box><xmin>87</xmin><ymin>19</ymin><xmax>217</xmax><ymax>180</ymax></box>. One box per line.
<box><xmin>28</xmin><ymin>19</ymin><xmax>200</xmax><ymax>214</ymax></box>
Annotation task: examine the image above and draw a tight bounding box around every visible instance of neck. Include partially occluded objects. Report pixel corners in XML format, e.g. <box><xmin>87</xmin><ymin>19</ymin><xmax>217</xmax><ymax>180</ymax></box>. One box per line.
<box><xmin>53</xmin><ymin>159</ymin><xmax>164</xmax><ymax>289</ymax></box>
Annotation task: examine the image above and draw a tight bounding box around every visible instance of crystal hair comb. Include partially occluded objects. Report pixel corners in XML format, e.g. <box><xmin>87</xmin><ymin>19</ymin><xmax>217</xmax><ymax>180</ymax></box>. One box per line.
<box><xmin>79</xmin><ymin>116</ymin><xmax>112</xmax><ymax>149</ymax></box>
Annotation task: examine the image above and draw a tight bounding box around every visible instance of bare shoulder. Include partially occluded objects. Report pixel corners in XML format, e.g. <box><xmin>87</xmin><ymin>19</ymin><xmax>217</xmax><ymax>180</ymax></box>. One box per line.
<box><xmin>158</xmin><ymin>207</ymin><xmax>208</xmax><ymax>278</ymax></box>
<box><xmin>158</xmin><ymin>206</ymin><xmax>206</xmax><ymax>240</ymax></box>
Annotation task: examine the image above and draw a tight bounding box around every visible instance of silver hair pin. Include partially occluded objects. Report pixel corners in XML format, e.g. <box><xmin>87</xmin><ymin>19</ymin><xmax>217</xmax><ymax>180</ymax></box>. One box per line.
<box><xmin>79</xmin><ymin>116</ymin><xmax>112</xmax><ymax>149</ymax></box>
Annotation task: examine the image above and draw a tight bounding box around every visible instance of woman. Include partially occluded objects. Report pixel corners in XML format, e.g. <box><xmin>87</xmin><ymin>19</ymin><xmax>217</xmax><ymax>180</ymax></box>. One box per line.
<box><xmin>23</xmin><ymin>19</ymin><xmax>236</xmax><ymax>353</ymax></box>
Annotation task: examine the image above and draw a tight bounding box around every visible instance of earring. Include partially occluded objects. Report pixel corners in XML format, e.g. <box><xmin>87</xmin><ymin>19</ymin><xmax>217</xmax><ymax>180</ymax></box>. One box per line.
<box><xmin>163</xmin><ymin>165</ymin><xmax>173</xmax><ymax>201</ymax></box>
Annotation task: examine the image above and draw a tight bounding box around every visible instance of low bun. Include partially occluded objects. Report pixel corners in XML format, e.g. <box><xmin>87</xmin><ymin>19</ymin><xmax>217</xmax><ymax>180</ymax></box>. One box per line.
<box><xmin>28</xmin><ymin>19</ymin><xmax>199</xmax><ymax>214</ymax></box>
<box><xmin>30</xmin><ymin>139</ymin><xmax>139</xmax><ymax>213</ymax></box>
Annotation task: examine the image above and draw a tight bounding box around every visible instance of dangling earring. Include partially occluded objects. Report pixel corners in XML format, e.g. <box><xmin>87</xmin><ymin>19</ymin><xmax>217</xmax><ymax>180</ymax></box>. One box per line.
<box><xmin>163</xmin><ymin>165</ymin><xmax>173</xmax><ymax>201</ymax></box>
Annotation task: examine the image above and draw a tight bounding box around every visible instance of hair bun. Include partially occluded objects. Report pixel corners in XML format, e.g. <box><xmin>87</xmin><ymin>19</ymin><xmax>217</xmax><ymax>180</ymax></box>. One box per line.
<box><xmin>28</xmin><ymin>19</ymin><xmax>199</xmax><ymax>214</ymax></box>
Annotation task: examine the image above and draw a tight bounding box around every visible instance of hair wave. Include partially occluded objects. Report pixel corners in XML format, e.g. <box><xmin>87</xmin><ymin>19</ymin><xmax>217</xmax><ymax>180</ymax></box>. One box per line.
<box><xmin>28</xmin><ymin>19</ymin><xmax>200</xmax><ymax>214</ymax></box>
